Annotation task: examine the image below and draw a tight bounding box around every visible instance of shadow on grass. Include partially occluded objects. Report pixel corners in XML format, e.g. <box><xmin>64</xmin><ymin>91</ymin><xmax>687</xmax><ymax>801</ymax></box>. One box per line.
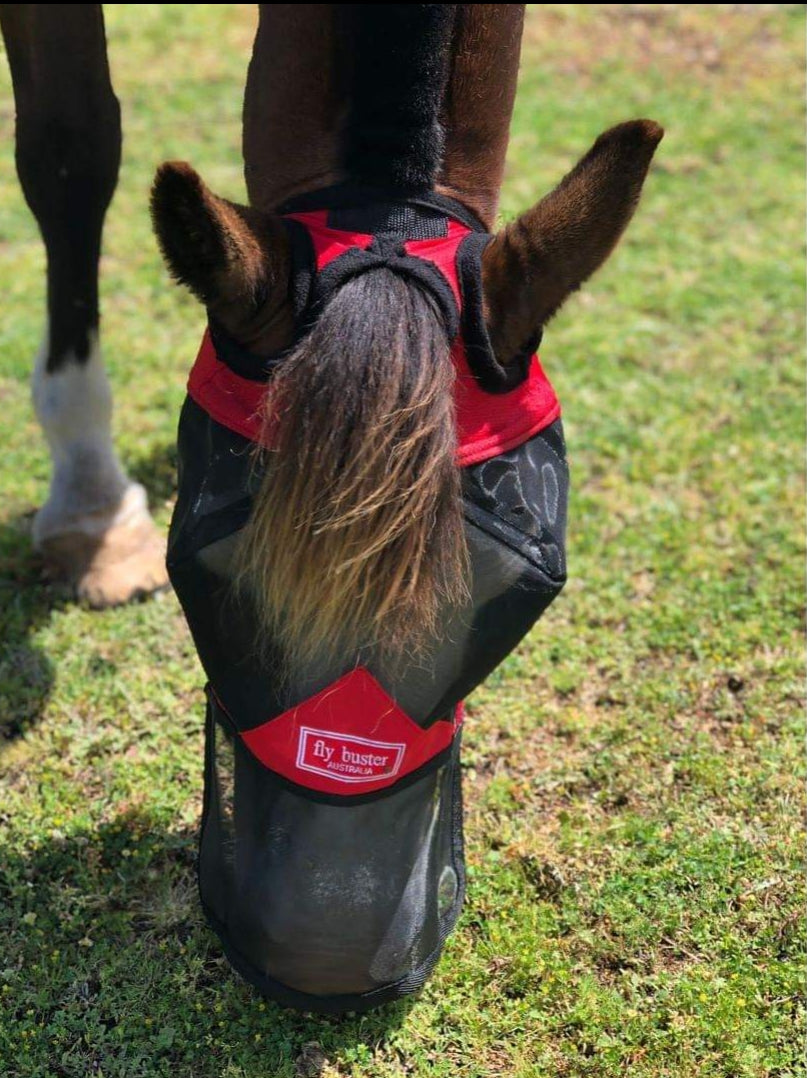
<box><xmin>0</xmin><ymin>437</ymin><xmax>176</xmax><ymax>742</ymax></box>
<box><xmin>126</xmin><ymin>439</ymin><xmax>178</xmax><ymax>510</ymax></box>
<box><xmin>0</xmin><ymin>512</ymin><xmax>62</xmax><ymax>740</ymax></box>
<box><xmin>1</xmin><ymin>809</ymin><xmax>415</xmax><ymax>1077</ymax></box>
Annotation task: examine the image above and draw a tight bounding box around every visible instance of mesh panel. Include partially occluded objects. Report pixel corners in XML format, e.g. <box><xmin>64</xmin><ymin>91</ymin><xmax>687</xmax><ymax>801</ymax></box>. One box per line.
<box><xmin>327</xmin><ymin>202</ymin><xmax>448</xmax><ymax>239</ymax></box>
<box><xmin>172</xmin><ymin>398</ymin><xmax>567</xmax><ymax>1011</ymax></box>
<box><xmin>201</xmin><ymin>696</ymin><xmax>465</xmax><ymax>1009</ymax></box>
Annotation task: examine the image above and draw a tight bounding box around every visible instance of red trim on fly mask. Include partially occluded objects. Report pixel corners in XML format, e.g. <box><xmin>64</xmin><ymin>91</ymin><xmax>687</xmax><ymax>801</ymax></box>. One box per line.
<box><xmin>238</xmin><ymin>667</ymin><xmax>463</xmax><ymax>795</ymax></box>
<box><xmin>187</xmin><ymin>210</ymin><xmax>561</xmax><ymax>467</ymax></box>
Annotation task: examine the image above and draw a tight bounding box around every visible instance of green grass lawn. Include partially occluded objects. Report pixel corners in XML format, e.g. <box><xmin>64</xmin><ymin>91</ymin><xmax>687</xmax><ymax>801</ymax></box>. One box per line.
<box><xmin>0</xmin><ymin>6</ymin><xmax>803</xmax><ymax>1076</ymax></box>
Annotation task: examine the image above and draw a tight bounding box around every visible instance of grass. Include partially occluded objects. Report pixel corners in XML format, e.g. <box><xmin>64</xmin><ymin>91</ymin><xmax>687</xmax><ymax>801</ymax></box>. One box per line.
<box><xmin>0</xmin><ymin>5</ymin><xmax>803</xmax><ymax>1076</ymax></box>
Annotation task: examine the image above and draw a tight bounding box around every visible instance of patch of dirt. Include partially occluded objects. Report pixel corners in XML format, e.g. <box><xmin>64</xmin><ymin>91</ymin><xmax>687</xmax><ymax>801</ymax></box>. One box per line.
<box><xmin>295</xmin><ymin>1043</ymin><xmax>329</xmax><ymax>1078</ymax></box>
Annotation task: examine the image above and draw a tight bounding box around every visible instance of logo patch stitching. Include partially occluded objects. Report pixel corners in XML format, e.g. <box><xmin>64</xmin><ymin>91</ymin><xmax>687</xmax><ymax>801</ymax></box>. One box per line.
<box><xmin>296</xmin><ymin>727</ymin><xmax>406</xmax><ymax>784</ymax></box>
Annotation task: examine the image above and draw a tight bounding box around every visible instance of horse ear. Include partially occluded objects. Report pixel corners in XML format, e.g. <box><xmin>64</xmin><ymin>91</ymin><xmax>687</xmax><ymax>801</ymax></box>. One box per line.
<box><xmin>482</xmin><ymin>120</ymin><xmax>664</xmax><ymax>366</ymax></box>
<box><xmin>150</xmin><ymin>161</ymin><xmax>292</xmax><ymax>349</ymax></box>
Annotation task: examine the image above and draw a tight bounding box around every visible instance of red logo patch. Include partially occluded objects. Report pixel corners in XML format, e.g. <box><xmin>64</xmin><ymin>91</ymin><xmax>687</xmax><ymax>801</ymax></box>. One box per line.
<box><xmin>296</xmin><ymin>727</ymin><xmax>406</xmax><ymax>784</ymax></box>
<box><xmin>238</xmin><ymin>667</ymin><xmax>462</xmax><ymax>795</ymax></box>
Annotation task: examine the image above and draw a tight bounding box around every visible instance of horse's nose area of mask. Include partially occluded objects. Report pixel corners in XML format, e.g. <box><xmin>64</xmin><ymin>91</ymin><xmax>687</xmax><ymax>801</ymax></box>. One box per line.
<box><xmin>227</xmin><ymin>770</ymin><xmax>452</xmax><ymax>996</ymax></box>
<box><xmin>199</xmin><ymin>690</ymin><xmax>465</xmax><ymax>1009</ymax></box>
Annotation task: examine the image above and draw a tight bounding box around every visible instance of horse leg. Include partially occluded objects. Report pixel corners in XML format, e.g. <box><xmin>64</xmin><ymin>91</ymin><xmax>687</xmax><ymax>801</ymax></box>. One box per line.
<box><xmin>1</xmin><ymin>4</ymin><xmax>167</xmax><ymax>604</ymax></box>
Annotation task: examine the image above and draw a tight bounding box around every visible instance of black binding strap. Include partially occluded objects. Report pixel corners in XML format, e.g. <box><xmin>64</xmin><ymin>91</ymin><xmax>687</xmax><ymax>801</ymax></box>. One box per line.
<box><xmin>283</xmin><ymin>217</ymin><xmax>316</xmax><ymax>326</ymax></box>
<box><xmin>457</xmin><ymin>232</ymin><xmax>541</xmax><ymax>394</ymax></box>
<box><xmin>206</xmin><ymin>320</ymin><xmax>286</xmax><ymax>383</ymax></box>
<box><xmin>205</xmin><ymin>218</ymin><xmax>315</xmax><ymax>383</ymax></box>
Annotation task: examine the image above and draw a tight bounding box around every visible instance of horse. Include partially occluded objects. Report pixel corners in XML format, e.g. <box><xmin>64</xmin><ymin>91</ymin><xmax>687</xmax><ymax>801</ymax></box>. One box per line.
<box><xmin>2</xmin><ymin>4</ymin><xmax>662</xmax><ymax>1012</ymax></box>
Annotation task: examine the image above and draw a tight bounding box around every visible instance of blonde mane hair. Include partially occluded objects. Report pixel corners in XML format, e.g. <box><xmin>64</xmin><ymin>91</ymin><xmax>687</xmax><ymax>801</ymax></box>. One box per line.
<box><xmin>235</xmin><ymin>267</ymin><xmax>469</xmax><ymax>667</ymax></box>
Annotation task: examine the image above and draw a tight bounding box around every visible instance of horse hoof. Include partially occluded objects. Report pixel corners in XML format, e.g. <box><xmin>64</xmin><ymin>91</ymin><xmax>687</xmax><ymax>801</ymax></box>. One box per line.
<box><xmin>35</xmin><ymin>484</ymin><xmax>169</xmax><ymax>606</ymax></box>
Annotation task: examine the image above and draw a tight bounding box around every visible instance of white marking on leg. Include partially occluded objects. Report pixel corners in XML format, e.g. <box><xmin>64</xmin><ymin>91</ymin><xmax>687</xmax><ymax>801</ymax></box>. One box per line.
<box><xmin>31</xmin><ymin>330</ymin><xmax>149</xmax><ymax>544</ymax></box>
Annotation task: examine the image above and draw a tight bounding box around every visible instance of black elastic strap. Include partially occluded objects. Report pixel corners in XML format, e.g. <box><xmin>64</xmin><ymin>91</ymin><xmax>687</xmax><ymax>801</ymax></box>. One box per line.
<box><xmin>279</xmin><ymin>182</ymin><xmax>488</xmax><ymax>234</ymax></box>
<box><xmin>313</xmin><ymin>235</ymin><xmax>460</xmax><ymax>340</ymax></box>
<box><xmin>327</xmin><ymin>201</ymin><xmax>448</xmax><ymax>239</ymax></box>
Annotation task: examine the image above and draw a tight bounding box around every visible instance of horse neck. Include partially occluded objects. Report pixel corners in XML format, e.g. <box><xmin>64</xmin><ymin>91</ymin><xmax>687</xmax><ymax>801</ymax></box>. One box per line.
<box><xmin>242</xmin><ymin>4</ymin><xmax>525</xmax><ymax>231</ymax></box>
